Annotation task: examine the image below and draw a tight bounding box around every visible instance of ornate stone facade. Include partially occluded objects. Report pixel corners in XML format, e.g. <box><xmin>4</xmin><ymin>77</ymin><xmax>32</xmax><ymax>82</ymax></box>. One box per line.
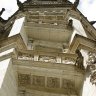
<box><xmin>1</xmin><ymin>0</ymin><xmax>96</xmax><ymax>96</ymax></box>
<box><xmin>18</xmin><ymin>73</ymin><xmax>77</xmax><ymax>94</ymax></box>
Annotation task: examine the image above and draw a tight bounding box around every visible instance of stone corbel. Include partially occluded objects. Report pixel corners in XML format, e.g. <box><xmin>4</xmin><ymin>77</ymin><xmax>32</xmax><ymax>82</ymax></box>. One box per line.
<box><xmin>67</xmin><ymin>19</ymin><xmax>73</xmax><ymax>30</ymax></box>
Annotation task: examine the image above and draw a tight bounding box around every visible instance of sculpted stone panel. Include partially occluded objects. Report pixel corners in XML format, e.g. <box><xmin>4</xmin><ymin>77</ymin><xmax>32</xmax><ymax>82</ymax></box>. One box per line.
<box><xmin>39</xmin><ymin>55</ymin><xmax>56</xmax><ymax>63</ymax></box>
<box><xmin>32</xmin><ymin>75</ymin><xmax>45</xmax><ymax>87</ymax></box>
<box><xmin>18</xmin><ymin>73</ymin><xmax>31</xmax><ymax>86</ymax></box>
<box><xmin>18</xmin><ymin>73</ymin><xmax>76</xmax><ymax>94</ymax></box>
<box><xmin>47</xmin><ymin>77</ymin><xmax>60</xmax><ymax>88</ymax></box>
<box><xmin>62</xmin><ymin>79</ymin><xmax>76</xmax><ymax>94</ymax></box>
<box><xmin>62</xmin><ymin>79</ymin><xmax>74</xmax><ymax>89</ymax></box>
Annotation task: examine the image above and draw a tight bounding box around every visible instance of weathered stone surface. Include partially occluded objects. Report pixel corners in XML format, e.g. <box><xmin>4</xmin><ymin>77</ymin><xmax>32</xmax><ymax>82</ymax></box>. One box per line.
<box><xmin>0</xmin><ymin>59</ymin><xmax>17</xmax><ymax>96</ymax></box>
<box><xmin>32</xmin><ymin>75</ymin><xmax>45</xmax><ymax>87</ymax></box>
<box><xmin>18</xmin><ymin>73</ymin><xmax>31</xmax><ymax>86</ymax></box>
<box><xmin>47</xmin><ymin>77</ymin><xmax>60</xmax><ymax>88</ymax></box>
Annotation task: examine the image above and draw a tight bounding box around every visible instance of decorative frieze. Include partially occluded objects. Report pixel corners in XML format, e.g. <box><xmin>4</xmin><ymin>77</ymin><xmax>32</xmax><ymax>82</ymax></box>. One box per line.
<box><xmin>17</xmin><ymin>50</ymin><xmax>77</xmax><ymax>64</ymax></box>
<box><xmin>18</xmin><ymin>52</ymin><xmax>34</xmax><ymax>60</ymax></box>
<box><xmin>39</xmin><ymin>55</ymin><xmax>56</xmax><ymax>63</ymax></box>
<box><xmin>18</xmin><ymin>73</ymin><xmax>76</xmax><ymax>91</ymax></box>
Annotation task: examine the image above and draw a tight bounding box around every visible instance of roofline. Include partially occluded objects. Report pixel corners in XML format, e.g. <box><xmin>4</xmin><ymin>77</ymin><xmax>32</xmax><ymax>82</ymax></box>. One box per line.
<box><xmin>0</xmin><ymin>0</ymin><xmax>96</xmax><ymax>39</ymax></box>
<box><xmin>76</xmin><ymin>9</ymin><xmax>96</xmax><ymax>40</ymax></box>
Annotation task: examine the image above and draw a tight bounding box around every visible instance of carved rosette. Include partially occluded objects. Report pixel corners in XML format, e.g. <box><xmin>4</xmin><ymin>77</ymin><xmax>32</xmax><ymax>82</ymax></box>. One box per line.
<box><xmin>18</xmin><ymin>73</ymin><xmax>31</xmax><ymax>86</ymax></box>
<box><xmin>47</xmin><ymin>77</ymin><xmax>60</xmax><ymax>88</ymax></box>
<box><xmin>32</xmin><ymin>75</ymin><xmax>45</xmax><ymax>87</ymax></box>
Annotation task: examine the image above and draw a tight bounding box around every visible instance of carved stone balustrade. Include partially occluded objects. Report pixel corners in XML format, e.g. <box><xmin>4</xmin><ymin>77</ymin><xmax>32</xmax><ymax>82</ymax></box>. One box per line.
<box><xmin>39</xmin><ymin>55</ymin><xmax>56</xmax><ymax>63</ymax></box>
<box><xmin>18</xmin><ymin>52</ymin><xmax>34</xmax><ymax>60</ymax></box>
<box><xmin>17</xmin><ymin>50</ymin><xmax>77</xmax><ymax>64</ymax></box>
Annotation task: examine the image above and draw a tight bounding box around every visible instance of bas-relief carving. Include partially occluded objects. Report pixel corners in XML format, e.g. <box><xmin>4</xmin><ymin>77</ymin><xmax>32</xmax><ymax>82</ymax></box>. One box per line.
<box><xmin>62</xmin><ymin>79</ymin><xmax>75</xmax><ymax>89</ymax></box>
<box><xmin>18</xmin><ymin>74</ymin><xmax>76</xmax><ymax>94</ymax></box>
<box><xmin>18</xmin><ymin>74</ymin><xmax>31</xmax><ymax>86</ymax></box>
<box><xmin>18</xmin><ymin>74</ymin><xmax>45</xmax><ymax>87</ymax></box>
<box><xmin>62</xmin><ymin>79</ymin><xmax>76</xmax><ymax>94</ymax></box>
<box><xmin>39</xmin><ymin>55</ymin><xmax>56</xmax><ymax>63</ymax></box>
<box><xmin>32</xmin><ymin>75</ymin><xmax>45</xmax><ymax>87</ymax></box>
<box><xmin>47</xmin><ymin>77</ymin><xmax>60</xmax><ymax>88</ymax></box>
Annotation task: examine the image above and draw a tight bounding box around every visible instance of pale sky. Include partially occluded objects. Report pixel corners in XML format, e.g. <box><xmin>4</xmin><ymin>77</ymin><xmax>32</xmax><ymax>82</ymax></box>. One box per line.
<box><xmin>0</xmin><ymin>0</ymin><xmax>96</xmax><ymax>27</ymax></box>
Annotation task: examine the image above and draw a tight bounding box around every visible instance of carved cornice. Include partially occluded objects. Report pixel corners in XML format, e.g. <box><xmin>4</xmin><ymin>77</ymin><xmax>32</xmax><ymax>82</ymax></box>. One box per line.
<box><xmin>0</xmin><ymin>34</ymin><xmax>27</xmax><ymax>51</ymax></box>
<box><xmin>69</xmin><ymin>34</ymin><xmax>96</xmax><ymax>53</ymax></box>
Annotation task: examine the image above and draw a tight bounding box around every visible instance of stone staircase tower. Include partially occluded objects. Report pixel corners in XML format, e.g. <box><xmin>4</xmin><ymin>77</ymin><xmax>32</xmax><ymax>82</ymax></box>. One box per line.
<box><xmin>0</xmin><ymin>0</ymin><xmax>96</xmax><ymax>96</ymax></box>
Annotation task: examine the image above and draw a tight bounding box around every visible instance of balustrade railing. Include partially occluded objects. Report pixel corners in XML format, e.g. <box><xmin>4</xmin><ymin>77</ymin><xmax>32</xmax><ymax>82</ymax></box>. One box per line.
<box><xmin>39</xmin><ymin>55</ymin><xmax>56</xmax><ymax>63</ymax></box>
<box><xmin>18</xmin><ymin>52</ymin><xmax>34</xmax><ymax>60</ymax></box>
<box><xmin>17</xmin><ymin>50</ymin><xmax>77</xmax><ymax>64</ymax></box>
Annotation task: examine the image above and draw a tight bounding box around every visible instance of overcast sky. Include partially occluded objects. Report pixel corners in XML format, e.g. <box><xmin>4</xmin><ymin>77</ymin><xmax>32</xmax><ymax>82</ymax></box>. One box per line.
<box><xmin>0</xmin><ymin>0</ymin><xmax>96</xmax><ymax>27</ymax></box>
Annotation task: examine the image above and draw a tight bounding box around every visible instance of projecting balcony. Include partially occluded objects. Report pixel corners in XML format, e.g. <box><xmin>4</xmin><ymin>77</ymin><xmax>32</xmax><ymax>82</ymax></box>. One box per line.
<box><xmin>10</xmin><ymin>50</ymin><xmax>85</xmax><ymax>96</ymax></box>
<box><xmin>0</xmin><ymin>47</ymin><xmax>85</xmax><ymax>96</ymax></box>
